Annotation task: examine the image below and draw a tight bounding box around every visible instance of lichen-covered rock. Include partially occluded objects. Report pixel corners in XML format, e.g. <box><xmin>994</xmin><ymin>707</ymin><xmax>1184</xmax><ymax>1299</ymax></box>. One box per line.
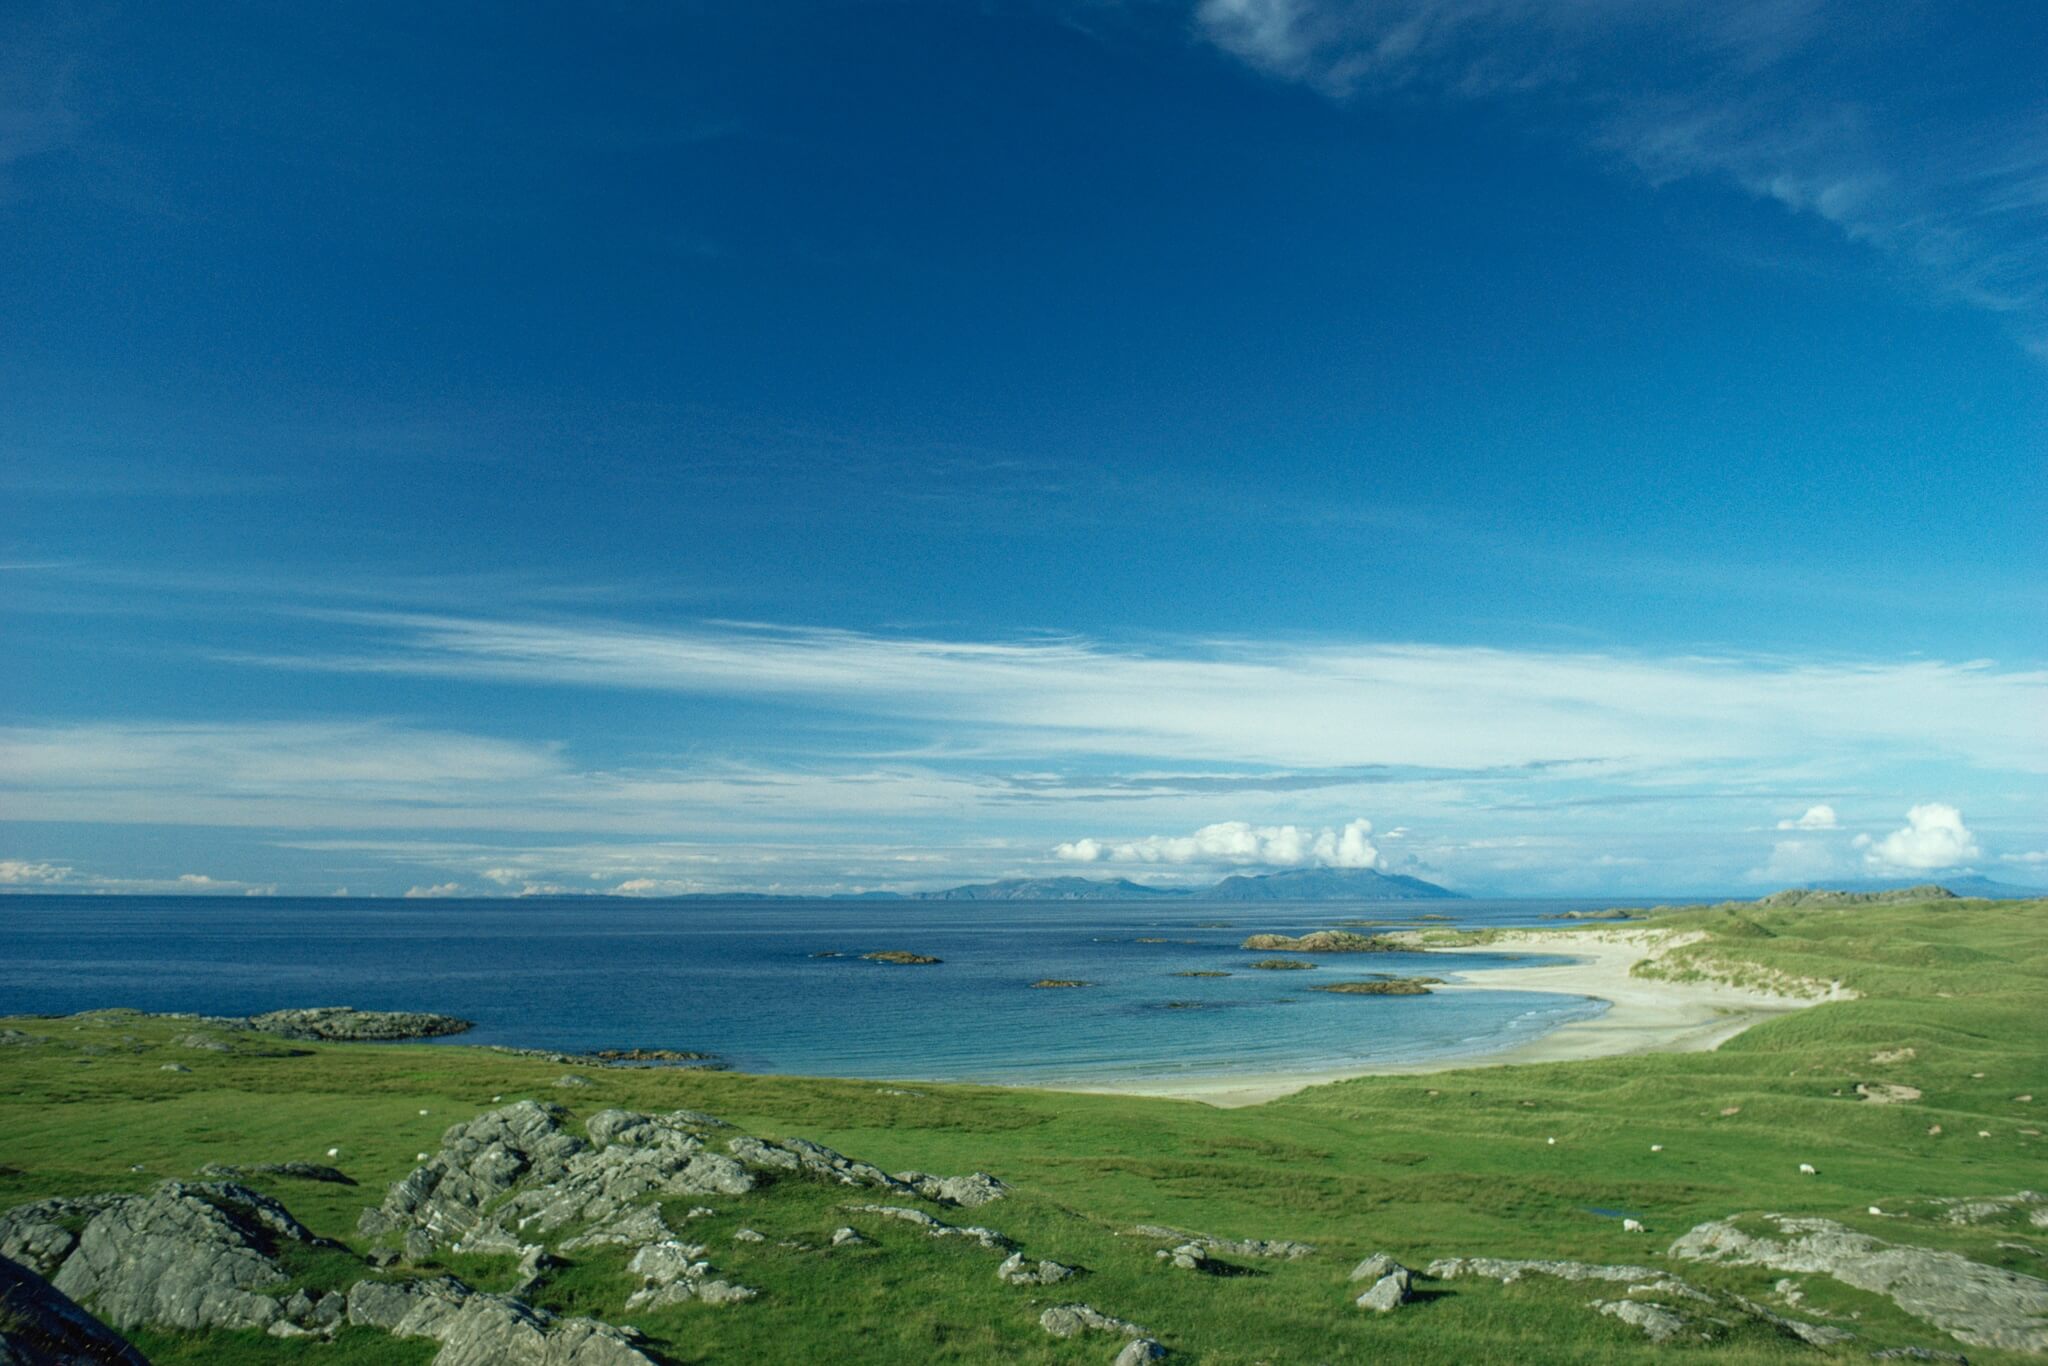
<box><xmin>42</xmin><ymin>1182</ymin><xmax>326</xmax><ymax>1332</ymax></box>
<box><xmin>1113</xmin><ymin>1339</ymin><xmax>1168</xmax><ymax>1365</ymax></box>
<box><xmin>0</xmin><ymin>1200</ymin><xmax>126</xmax><ymax>1278</ymax></box>
<box><xmin>1348</xmin><ymin>1252</ymin><xmax>1408</xmax><ymax>1283</ymax></box>
<box><xmin>348</xmin><ymin>1277</ymin><xmax>656</xmax><ymax>1365</ymax></box>
<box><xmin>734</xmin><ymin>1138</ymin><xmax>912</xmax><ymax>1195</ymax></box>
<box><xmin>893</xmin><ymin>1171</ymin><xmax>1010</xmax><ymax>1208</ymax></box>
<box><xmin>1590</xmin><ymin>1298</ymin><xmax>1690</xmax><ymax>1342</ymax></box>
<box><xmin>559</xmin><ymin>1206</ymin><xmax>672</xmax><ymax>1252</ymax></box>
<box><xmin>0</xmin><ymin>1254</ymin><xmax>151</xmax><ymax>1365</ymax></box>
<box><xmin>1670</xmin><ymin>1213</ymin><xmax>2048</xmax><ymax>1352</ymax></box>
<box><xmin>1039</xmin><ymin>1304</ymin><xmax>1148</xmax><ymax>1339</ymax></box>
<box><xmin>997</xmin><ymin>1252</ymin><xmax>1075</xmax><ymax>1285</ymax></box>
<box><xmin>245</xmin><ymin>1008</ymin><xmax>471</xmax><ymax>1042</ymax></box>
<box><xmin>1354</xmin><ymin>1268</ymin><xmax>1412</xmax><ymax>1312</ymax></box>
<box><xmin>842</xmin><ymin>1205</ymin><xmax>1011</xmax><ymax>1250</ymax></box>
<box><xmin>358</xmin><ymin>1102</ymin><xmax>586</xmax><ymax>1249</ymax></box>
<box><xmin>1130</xmin><ymin>1226</ymin><xmax>1316</xmax><ymax>1261</ymax></box>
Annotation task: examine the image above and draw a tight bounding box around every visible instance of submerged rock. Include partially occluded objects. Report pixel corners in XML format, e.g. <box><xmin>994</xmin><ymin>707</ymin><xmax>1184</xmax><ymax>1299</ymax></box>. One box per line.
<box><xmin>0</xmin><ymin>1254</ymin><xmax>151</xmax><ymax>1365</ymax></box>
<box><xmin>1029</xmin><ymin>980</ymin><xmax>1093</xmax><ymax>989</ymax></box>
<box><xmin>1310</xmin><ymin>978</ymin><xmax>1440</xmax><ymax>995</ymax></box>
<box><xmin>860</xmin><ymin>951</ymin><xmax>942</xmax><ymax>965</ymax></box>
<box><xmin>1247</xmin><ymin>959</ymin><xmax>1317</xmax><ymax>971</ymax></box>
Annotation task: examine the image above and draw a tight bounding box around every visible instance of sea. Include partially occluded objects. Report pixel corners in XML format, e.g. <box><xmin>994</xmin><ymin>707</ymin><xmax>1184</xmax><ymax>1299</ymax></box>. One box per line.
<box><xmin>0</xmin><ymin>896</ymin><xmax>1652</xmax><ymax>1088</ymax></box>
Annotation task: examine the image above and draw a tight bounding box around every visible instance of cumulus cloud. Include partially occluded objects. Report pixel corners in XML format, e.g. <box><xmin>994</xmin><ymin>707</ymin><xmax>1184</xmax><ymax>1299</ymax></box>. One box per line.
<box><xmin>1999</xmin><ymin>851</ymin><xmax>2048</xmax><ymax>865</ymax></box>
<box><xmin>403</xmin><ymin>882</ymin><xmax>468</xmax><ymax>899</ymax></box>
<box><xmin>1858</xmin><ymin>803</ymin><xmax>1981</xmax><ymax>871</ymax></box>
<box><xmin>1748</xmin><ymin>838</ymin><xmax>1842</xmax><ymax>884</ymax></box>
<box><xmin>1055</xmin><ymin>817</ymin><xmax>1383</xmax><ymax>869</ymax></box>
<box><xmin>1776</xmin><ymin>804</ymin><xmax>1840</xmax><ymax>831</ymax></box>
<box><xmin>0</xmin><ymin>858</ymin><xmax>74</xmax><ymax>884</ymax></box>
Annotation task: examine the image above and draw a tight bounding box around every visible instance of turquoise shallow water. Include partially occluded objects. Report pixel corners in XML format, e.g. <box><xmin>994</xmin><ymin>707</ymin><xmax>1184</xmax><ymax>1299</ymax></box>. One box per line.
<box><xmin>0</xmin><ymin>895</ymin><xmax>1632</xmax><ymax>1085</ymax></box>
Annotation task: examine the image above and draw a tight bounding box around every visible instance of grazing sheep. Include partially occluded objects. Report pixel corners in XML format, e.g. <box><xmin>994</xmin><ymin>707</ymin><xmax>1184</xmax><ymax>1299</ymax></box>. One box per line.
<box><xmin>327</xmin><ymin>1147</ymin><xmax>341</xmax><ymax>1158</ymax></box>
<box><xmin>1623</xmin><ymin>1218</ymin><xmax>1645</xmax><ymax>1233</ymax></box>
<box><xmin>1798</xmin><ymin>1163</ymin><xmax>1817</xmax><ymax>1175</ymax></box>
<box><xmin>1649</xmin><ymin>1144</ymin><xmax>1663</xmax><ymax>1153</ymax></box>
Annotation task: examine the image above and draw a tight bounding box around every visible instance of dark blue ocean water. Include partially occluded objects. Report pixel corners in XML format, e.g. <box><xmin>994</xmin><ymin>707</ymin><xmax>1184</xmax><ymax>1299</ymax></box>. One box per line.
<box><xmin>0</xmin><ymin>896</ymin><xmax>1621</xmax><ymax>1086</ymax></box>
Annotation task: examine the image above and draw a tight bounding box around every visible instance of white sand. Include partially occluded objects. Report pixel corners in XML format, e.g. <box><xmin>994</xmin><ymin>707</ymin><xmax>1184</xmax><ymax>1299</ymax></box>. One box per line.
<box><xmin>1059</xmin><ymin>927</ymin><xmax>1850</xmax><ymax>1108</ymax></box>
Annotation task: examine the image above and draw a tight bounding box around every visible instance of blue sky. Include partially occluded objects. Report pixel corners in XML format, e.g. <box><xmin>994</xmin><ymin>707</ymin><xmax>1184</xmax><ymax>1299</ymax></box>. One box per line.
<box><xmin>2</xmin><ymin>0</ymin><xmax>2043</xmax><ymax>898</ymax></box>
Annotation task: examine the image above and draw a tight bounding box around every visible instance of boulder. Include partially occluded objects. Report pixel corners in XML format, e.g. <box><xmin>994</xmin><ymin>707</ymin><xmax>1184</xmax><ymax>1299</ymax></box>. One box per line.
<box><xmin>892</xmin><ymin>1171</ymin><xmax>1010</xmax><ymax>1208</ymax></box>
<box><xmin>1590</xmin><ymin>1298</ymin><xmax>1690</xmax><ymax>1343</ymax></box>
<box><xmin>1113</xmin><ymin>1340</ymin><xmax>1168</xmax><ymax>1365</ymax></box>
<box><xmin>1354</xmin><ymin>1269</ymin><xmax>1412</xmax><ymax>1312</ymax></box>
<box><xmin>1040</xmin><ymin>1304</ymin><xmax>1149</xmax><ymax>1339</ymax></box>
<box><xmin>0</xmin><ymin>1254</ymin><xmax>151</xmax><ymax>1365</ymax></box>
<box><xmin>1348</xmin><ymin>1253</ymin><xmax>1408</xmax><ymax>1283</ymax></box>
<box><xmin>39</xmin><ymin>1182</ymin><xmax>328</xmax><ymax>1333</ymax></box>
<box><xmin>841</xmin><ymin>1205</ymin><xmax>1011</xmax><ymax>1250</ymax></box>
<box><xmin>996</xmin><ymin>1252</ymin><xmax>1075</xmax><ymax>1285</ymax></box>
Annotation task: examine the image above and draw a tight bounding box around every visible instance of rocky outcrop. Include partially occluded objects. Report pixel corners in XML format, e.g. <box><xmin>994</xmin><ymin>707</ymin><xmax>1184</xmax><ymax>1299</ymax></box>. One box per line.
<box><xmin>620</xmin><ymin>1241</ymin><xmax>755</xmax><ymax>1310</ymax></box>
<box><xmin>195</xmin><ymin>1162</ymin><xmax>352</xmax><ymax>1185</ymax></box>
<box><xmin>1928</xmin><ymin>1190</ymin><xmax>2047</xmax><ymax>1227</ymax></box>
<box><xmin>996</xmin><ymin>1252</ymin><xmax>1074</xmax><ymax>1285</ymax></box>
<box><xmin>362</xmin><ymin>1104</ymin><xmax>754</xmax><ymax>1255</ymax></box>
<box><xmin>1426</xmin><ymin>1257</ymin><xmax>1695</xmax><ymax>1292</ymax></box>
<box><xmin>1670</xmin><ymin>1213</ymin><xmax>2048</xmax><ymax>1351</ymax></box>
<box><xmin>1131</xmin><ymin>1226</ymin><xmax>1316</xmax><ymax>1261</ymax></box>
<box><xmin>841</xmin><ymin>1206</ymin><xmax>1011</xmax><ymax>1250</ymax></box>
<box><xmin>892</xmin><ymin>1171</ymin><xmax>1009</xmax><ymax>1208</ymax></box>
<box><xmin>1310</xmin><ymin>978</ymin><xmax>1441</xmax><ymax>995</ymax></box>
<box><xmin>245</xmin><ymin>1008</ymin><xmax>472</xmax><ymax>1042</ymax></box>
<box><xmin>1040</xmin><ymin>1303</ymin><xmax>1148</xmax><ymax>1339</ymax></box>
<box><xmin>860</xmin><ymin>951</ymin><xmax>941</xmax><ymax>965</ymax></box>
<box><xmin>1239</xmin><ymin>931</ymin><xmax>1397</xmax><ymax>953</ymax></box>
<box><xmin>345</xmin><ymin>1277</ymin><xmax>657</xmax><ymax>1365</ymax></box>
<box><xmin>1589</xmin><ymin>1298</ymin><xmax>1689</xmax><ymax>1342</ymax></box>
<box><xmin>727</xmin><ymin>1136</ymin><xmax>911</xmax><ymax>1196</ymax></box>
<box><xmin>1247</xmin><ymin>959</ymin><xmax>1316</xmax><ymax>971</ymax></box>
<box><xmin>12</xmin><ymin>1182</ymin><xmax>331</xmax><ymax>1334</ymax></box>
<box><xmin>0</xmin><ymin>1255</ymin><xmax>151</xmax><ymax>1365</ymax></box>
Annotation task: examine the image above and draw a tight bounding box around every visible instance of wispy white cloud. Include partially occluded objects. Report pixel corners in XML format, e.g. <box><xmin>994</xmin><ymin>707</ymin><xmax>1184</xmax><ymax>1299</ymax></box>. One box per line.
<box><xmin>232</xmin><ymin>613</ymin><xmax>2048</xmax><ymax>775</ymax></box>
<box><xmin>1056</xmin><ymin>817</ymin><xmax>1382</xmax><ymax>868</ymax></box>
<box><xmin>1193</xmin><ymin>0</ymin><xmax>2048</xmax><ymax>341</ymax></box>
<box><xmin>0</xmin><ymin>856</ymin><xmax>274</xmax><ymax>895</ymax></box>
<box><xmin>1855</xmin><ymin>802</ymin><xmax>1981</xmax><ymax>871</ymax></box>
<box><xmin>1776</xmin><ymin>803</ymin><xmax>1839</xmax><ymax>831</ymax></box>
<box><xmin>402</xmin><ymin>882</ymin><xmax>469</xmax><ymax>899</ymax></box>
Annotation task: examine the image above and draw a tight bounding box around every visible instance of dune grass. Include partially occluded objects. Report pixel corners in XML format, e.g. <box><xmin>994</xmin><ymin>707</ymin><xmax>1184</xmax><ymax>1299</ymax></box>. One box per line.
<box><xmin>2</xmin><ymin>893</ymin><xmax>2042</xmax><ymax>1363</ymax></box>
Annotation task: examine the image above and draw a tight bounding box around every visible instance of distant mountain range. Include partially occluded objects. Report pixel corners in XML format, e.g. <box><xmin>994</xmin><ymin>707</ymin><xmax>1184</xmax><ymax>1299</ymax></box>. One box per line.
<box><xmin>910</xmin><ymin>867</ymin><xmax>1461</xmax><ymax>902</ymax></box>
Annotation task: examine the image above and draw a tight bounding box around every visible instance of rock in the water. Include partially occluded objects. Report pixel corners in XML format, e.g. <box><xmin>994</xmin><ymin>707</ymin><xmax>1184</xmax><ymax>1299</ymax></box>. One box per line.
<box><xmin>1354</xmin><ymin>1269</ymin><xmax>1412</xmax><ymax>1312</ymax></box>
<box><xmin>1039</xmin><ymin>1304</ymin><xmax>1148</xmax><ymax>1339</ymax></box>
<box><xmin>0</xmin><ymin>1254</ymin><xmax>152</xmax><ymax>1365</ymax></box>
<box><xmin>1239</xmin><ymin>931</ymin><xmax>1395</xmax><ymax>953</ymax></box>
<box><xmin>1670</xmin><ymin>1213</ymin><xmax>2048</xmax><ymax>1352</ymax></box>
<box><xmin>245</xmin><ymin>1008</ymin><xmax>472</xmax><ymax>1042</ymax></box>
<box><xmin>892</xmin><ymin>1171</ymin><xmax>1010</xmax><ymax>1208</ymax></box>
<box><xmin>34</xmin><ymin>1182</ymin><xmax>327</xmax><ymax>1333</ymax></box>
<box><xmin>1113</xmin><ymin>1339</ymin><xmax>1168</xmax><ymax>1365</ymax></box>
<box><xmin>1591</xmin><ymin>1298</ymin><xmax>1690</xmax><ymax>1343</ymax></box>
<box><xmin>860</xmin><ymin>950</ymin><xmax>941</xmax><ymax>965</ymax></box>
<box><xmin>996</xmin><ymin>1252</ymin><xmax>1075</xmax><ymax>1285</ymax></box>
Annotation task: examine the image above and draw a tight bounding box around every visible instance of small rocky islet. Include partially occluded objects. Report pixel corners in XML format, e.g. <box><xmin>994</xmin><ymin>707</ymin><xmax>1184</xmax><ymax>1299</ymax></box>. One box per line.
<box><xmin>1309</xmin><ymin>977</ymin><xmax>1445</xmax><ymax>996</ymax></box>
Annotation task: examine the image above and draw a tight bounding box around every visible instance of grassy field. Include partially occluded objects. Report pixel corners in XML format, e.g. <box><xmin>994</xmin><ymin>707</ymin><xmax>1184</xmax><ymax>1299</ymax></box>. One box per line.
<box><xmin>2</xmin><ymin>892</ymin><xmax>2042</xmax><ymax>1363</ymax></box>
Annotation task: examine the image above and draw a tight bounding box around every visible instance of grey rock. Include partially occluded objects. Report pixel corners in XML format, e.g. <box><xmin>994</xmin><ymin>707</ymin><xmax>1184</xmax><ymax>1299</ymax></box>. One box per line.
<box><xmin>197</xmin><ymin>1162</ymin><xmax>352</xmax><ymax>1186</ymax></box>
<box><xmin>156</xmin><ymin>1065</ymin><xmax>188</xmax><ymax>1074</ymax></box>
<box><xmin>0</xmin><ymin>1253</ymin><xmax>152</xmax><ymax>1365</ymax></box>
<box><xmin>1427</xmin><ymin>1256</ymin><xmax>1671</xmax><ymax>1286</ymax></box>
<box><xmin>42</xmin><ymin>1182</ymin><xmax>327</xmax><ymax>1332</ymax></box>
<box><xmin>732</xmin><ymin>1229</ymin><xmax>765</xmax><ymax>1243</ymax></box>
<box><xmin>171</xmin><ymin>1035</ymin><xmax>228</xmax><ymax>1053</ymax></box>
<box><xmin>358</xmin><ymin>1102</ymin><xmax>587</xmax><ymax>1250</ymax></box>
<box><xmin>344</xmin><ymin>1275</ymin><xmax>474</xmax><ymax>1334</ymax></box>
<box><xmin>729</xmin><ymin>1138</ymin><xmax>912</xmax><ymax>1195</ymax></box>
<box><xmin>1930</xmin><ymin>1190</ymin><xmax>2045</xmax><ymax>1226</ymax></box>
<box><xmin>997</xmin><ymin>1252</ymin><xmax>1075</xmax><ymax>1285</ymax></box>
<box><xmin>0</xmin><ymin>1200</ymin><xmax>126</xmax><ymax>1279</ymax></box>
<box><xmin>1354</xmin><ymin>1268</ymin><xmax>1412</xmax><ymax>1312</ymax></box>
<box><xmin>1129</xmin><ymin>1225</ymin><xmax>1315</xmax><ymax>1260</ymax></box>
<box><xmin>559</xmin><ymin>1206</ymin><xmax>671</xmax><ymax>1252</ymax></box>
<box><xmin>830</xmin><ymin>1228</ymin><xmax>864</xmax><ymax>1247</ymax></box>
<box><xmin>1590</xmin><ymin>1298</ymin><xmax>1691</xmax><ymax>1343</ymax></box>
<box><xmin>553</xmin><ymin>1075</ymin><xmax>594</xmax><ymax>1090</ymax></box>
<box><xmin>511</xmin><ymin>1246</ymin><xmax>559</xmax><ymax>1296</ymax></box>
<box><xmin>892</xmin><ymin>1171</ymin><xmax>1011</xmax><ymax>1208</ymax></box>
<box><xmin>1039</xmin><ymin>1303</ymin><xmax>1149</xmax><ymax>1339</ymax></box>
<box><xmin>1114</xmin><ymin>1340</ymin><xmax>1168</xmax><ymax>1365</ymax></box>
<box><xmin>244</xmin><ymin>1007</ymin><xmax>472</xmax><ymax>1042</ymax></box>
<box><xmin>842</xmin><ymin>1205</ymin><xmax>1011</xmax><ymax>1250</ymax></box>
<box><xmin>1671</xmin><ymin>1213</ymin><xmax>2048</xmax><ymax>1351</ymax></box>
<box><xmin>0</xmin><ymin>1029</ymin><xmax>41</xmax><ymax>1047</ymax></box>
<box><xmin>1349</xmin><ymin>1252</ymin><xmax>1409</xmax><ymax>1283</ymax></box>
<box><xmin>1869</xmin><ymin>1349</ymin><xmax>1969</xmax><ymax>1362</ymax></box>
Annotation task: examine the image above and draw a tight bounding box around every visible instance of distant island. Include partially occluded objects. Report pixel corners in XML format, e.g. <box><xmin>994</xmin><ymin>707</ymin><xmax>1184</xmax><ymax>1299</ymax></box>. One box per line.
<box><xmin>908</xmin><ymin>867</ymin><xmax>1461</xmax><ymax>902</ymax></box>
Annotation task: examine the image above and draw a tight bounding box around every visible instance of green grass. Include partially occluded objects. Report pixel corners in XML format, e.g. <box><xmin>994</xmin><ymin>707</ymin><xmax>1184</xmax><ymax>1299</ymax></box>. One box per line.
<box><xmin>3</xmin><ymin>895</ymin><xmax>2044</xmax><ymax>1363</ymax></box>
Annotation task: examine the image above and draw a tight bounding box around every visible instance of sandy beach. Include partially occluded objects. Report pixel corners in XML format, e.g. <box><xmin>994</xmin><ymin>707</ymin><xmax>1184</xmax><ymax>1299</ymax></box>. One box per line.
<box><xmin>1064</xmin><ymin>927</ymin><xmax>1852</xmax><ymax>1108</ymax></box>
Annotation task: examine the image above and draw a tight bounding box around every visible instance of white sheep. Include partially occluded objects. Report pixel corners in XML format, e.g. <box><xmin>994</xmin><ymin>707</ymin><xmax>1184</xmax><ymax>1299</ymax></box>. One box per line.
<box><xmin>1546</xmin><ymin>1137</ymin><xmax>1556</xmax><ymax>1146</ymax></box>
<box><xmin>1623</xmin><ymin>1218</ymin><xmax>1645</xmax><ymax>1233</ymax></box>
<box><xmin>416</xmin><ymin>1152</ymin><xmax>430</xmax><ymax>1161</ymax></box>
<box><xmin>419</xmin><ymin>1108</ymin><xmax>430</xmax><ymax>1116</ymax></box>
<box><xmin>1868</xmin><ymin>1206</ymin><xmax>1883</xmax><ymax>1216</ymax></box>
<box><xmin>326</xmin><ymin>1147</ymin><xmax>340</xmax><ymax>1158</ymax></box>
<box><xmin>1798</xmin><ymin>1162</ymin><xmax>1817</xmax><ymax>1175</ymax></box>
<box><xmin>1649</xmin><ymin>1144</ymin><xmax>1664</xmax><ymax>1153</ymax></box>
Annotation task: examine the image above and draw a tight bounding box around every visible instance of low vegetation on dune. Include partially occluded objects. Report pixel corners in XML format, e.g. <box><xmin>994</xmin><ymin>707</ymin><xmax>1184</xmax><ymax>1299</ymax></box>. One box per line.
<box><xmin>2</xmin><ymin>892</ymin><xmax>2044</xmax><ymax>1363</ymax></box>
